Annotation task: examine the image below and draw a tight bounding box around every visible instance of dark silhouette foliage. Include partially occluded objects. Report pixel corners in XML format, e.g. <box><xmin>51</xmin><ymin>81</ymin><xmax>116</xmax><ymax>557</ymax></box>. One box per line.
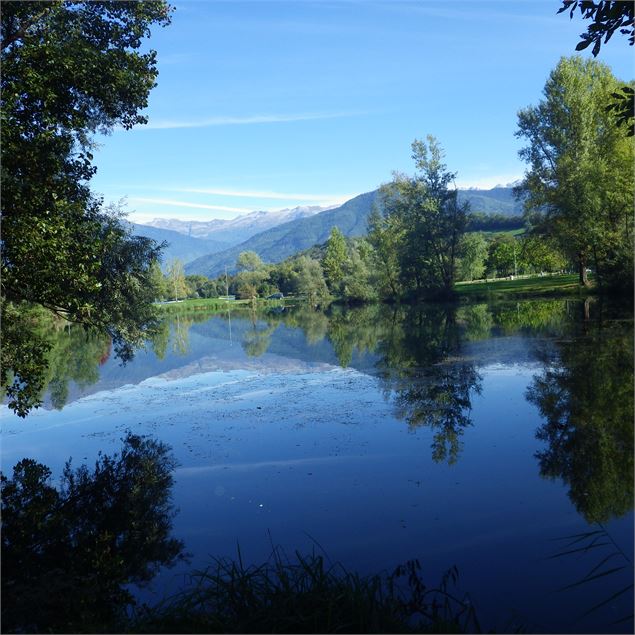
<box><xmin>1</xmin><ymin>433</ymin><xmax>185</xmax><ymax>633</ymax></box>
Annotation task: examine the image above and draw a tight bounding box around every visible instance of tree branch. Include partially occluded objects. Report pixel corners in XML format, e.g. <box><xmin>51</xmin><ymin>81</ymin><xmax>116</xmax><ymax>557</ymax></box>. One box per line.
<box><xmin>1</xmin><ymin>4</ymin><xmax>58</xmax><ymax>51</ymax></box>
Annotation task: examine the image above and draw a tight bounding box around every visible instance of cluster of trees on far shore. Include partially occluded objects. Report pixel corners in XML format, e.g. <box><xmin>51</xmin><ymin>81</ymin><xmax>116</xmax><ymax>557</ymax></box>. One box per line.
<box><xmin>154</xmin><ymin>223</ymin><xmax>569</xmax><ymax>306</ymax></box>
<box><xmin>154</xmin><ymin>52</ymin><xmax>633</xmax><ymax>306</ymax></box>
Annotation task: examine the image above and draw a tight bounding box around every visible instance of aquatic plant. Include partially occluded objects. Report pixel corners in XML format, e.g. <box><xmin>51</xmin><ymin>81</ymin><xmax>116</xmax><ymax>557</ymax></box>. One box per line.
<box><xmin>130</xmin><ymin>549</ymin><xmax>480</xmax><ymax>633</ymax></box>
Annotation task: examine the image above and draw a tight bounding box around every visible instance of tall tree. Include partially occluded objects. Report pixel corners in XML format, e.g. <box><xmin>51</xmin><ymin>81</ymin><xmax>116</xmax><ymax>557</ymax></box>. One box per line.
<box><xmin>149</xmin><ymin>260</ymin><xmax>168</xmax><ymax>301</ymax></box>
<box><xmin>340</xmin><ymin>242</ymin><xmax>377</xmax><ymax>303</ymax></box>
<box><xmin>367</xmin><ymin>209</ymin><xmax>403</xmax><ymax>298</ymax></box>
<box><xmin>457</xmin><ymin>233</ymin><xmax>488</xmax><ymax>282</ymax></box>
<box><xmin>520</xmin><ymin>235</ymin><xmax>567</xmax><ymax>274</ymax></box>
<box><xmin>236</xmin><ymin>251</ymin><xmax>264</xmax><ymax>272</ymax></box>
<box><xmin>234</xmin><ymin>251</ymin><xmax>268</xmax><ymax>299</ymax></box>
<box><xmin>515</xmin><ymin>56</ymin><xmax>634</xmax><ymax>288</ymax></box>
<box><xmin>558</xmin><ymin>1</ymin><xmax>634</xmax><ymax>136</ymax></box>
<box><xmin>294</xmin><ymin>257</ymin><xmax>329</xmax><ymax>306</ymax></box>
<box><xmin>1</xmin><ymin>1</ymin><xmax>172</xmax><ymax>415</ymax></box>
<box><xmin>321</xmin><ymin>226</ymin><xmax>348</xmax><ymax>293</ymax></box>
<box><xmin>379</xmin><ymin>137</ymin><xmax>469</xmax><ymax>296</ymax></box>
<box><xmin>485</xmin><ymin>234</ymin><xmax>518</xmax><ymax>278</ymax></box>
<box><xmin>166</xmin><ymin>259</ymin><xmax>188</xmax><ymax>301</ymax></box>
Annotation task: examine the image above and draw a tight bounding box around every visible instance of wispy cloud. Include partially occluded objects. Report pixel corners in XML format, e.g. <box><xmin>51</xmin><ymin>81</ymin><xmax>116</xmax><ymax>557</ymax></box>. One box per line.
<box><xmin>387</xmin><ymin>2</ymin><xmax>560</xmax><ymax>26</ymax></box>
<box><xmin>168</xmin><ymin>186</ymin><xmax>354</xmax><ymax>202</ymax></box>
<box><xmin>128</xmin><ymin>197</ymin><xmax>269</xmax><ymax>213</ymax></box>
<box><xmin>142</xmin><ymin>111</ymin><xmax>366</xmax><ymax>130</ymax></box>
<box><xmin>158</xmin><ymin>52</ymin><xmax>193</xmax><ymax>66</ymax></box>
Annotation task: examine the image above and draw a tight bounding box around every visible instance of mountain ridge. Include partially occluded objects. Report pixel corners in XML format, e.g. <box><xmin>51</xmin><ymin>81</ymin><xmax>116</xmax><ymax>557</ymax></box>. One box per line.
<box><xmin>181</xmin><ymin>186</ymin><xmax>523</xmax><ymax>277</ymax></box>
<box><xmin>144</xmin><ymin>204</ymin><xmax>334</xmax><ymax>245</ymax></box>
<box><xmin>127</xmin><ymin>222</ymin><xmax>229</xmax><ymax>268</ymax></box>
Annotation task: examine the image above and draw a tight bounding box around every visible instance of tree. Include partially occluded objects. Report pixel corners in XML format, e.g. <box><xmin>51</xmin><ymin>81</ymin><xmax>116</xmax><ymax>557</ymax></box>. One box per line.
<box><xmin>236</xmin><ymin>251</ymin><xmax>264</xmax><ymax>272</ymax></box>
<box><xmin>185</xmin><ymin>274</ymin><xmax>210</xmax><ymax>299</ymax></box>
<box><xmin>340</xmin><ymin>242</ymin><xmax>377</xmax><ymax>303</ymax></box>
<box><xmin>234</xmin><ymin>252</ymin><xmax>268</xmax><ymax>299</ymax></box>
<box><xmin>166</xmin><ymin>259</ymin><xmax>188</xmax><ymax>301</ymax></box>
<box><xmin>321</xmin><ymin>227</ymin><xmax>348</xmax><ymax>293</ymax></box>
<box><xmin>1</xmin><ymin>1</ymin><xmax>173</xmax><ymax>415</ymax></box>
<box><xmin>293</xmin><ymin>257</ymin><xmax>329</xmax><ymax>306</ymax></box>
<box><xmin>520</xmin><ymin>235</ymin><xmax>567</xmax><ymax>274</ymax></box>
<box><xmin>457</xmin><ymin>233</ymin><xmax>488</xmax><ymax>282</ymax></box>
<box><xmin>340</xmin><ymin>240</ymin><xmax>377</xmax><ymax>302</ymax></box>
<box><xmin>485</xmin><ymin>235</ymin><xmax>518</xmax><ymax>278</ymax></box>
<box><xmin>515</xmin><ymin>56</ymin><xmax>634</xmax><ymax>288</ymax></box>
<box><xmin>379</xmin><ymin>137</ymin><xmax>469</xmax><ymax>296</ymax></box>
<box><xmin>558</xmin><ymin>1</ymin><xmax>634</xmax><ymax>135</ymax></box>
<box><xmin>268</xmin><ymin>260</ymin><xmax>299</xmax><ymax>296</ymax></box>
<box><xmin>367</xmin><ymin>208</ymin><xmax>403</xmax><ymax>299</ymax></box>
<box><xmin>149</xmin><ymin>260</ymin><xmax>168</xmax><ymax>301</ymax></box>
<box><xmin>198</xmin><ymin>279</ymin><xmax>219</xmax><ymax>299</ymax></box>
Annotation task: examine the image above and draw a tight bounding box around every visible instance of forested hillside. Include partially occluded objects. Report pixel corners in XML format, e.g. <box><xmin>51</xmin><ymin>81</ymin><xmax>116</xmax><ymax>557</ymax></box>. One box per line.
<box><xmin>458</xmin><ymin>186</ymin><xmax>523</xmax><ymax>215</ymax></box>
<box><xmin>128</xmin><ymin>223</ymin><xmax>229</xmax><ymax>267</ymax></box>
<box><xmin>184</xmin><ymin>187</ymin><xmax>522</xmax><ymax>276</ymax></box>
<box><xmin>185</xmin><ymin>191</ymin><xmax>379</xmax><ymax>276</ymax></box>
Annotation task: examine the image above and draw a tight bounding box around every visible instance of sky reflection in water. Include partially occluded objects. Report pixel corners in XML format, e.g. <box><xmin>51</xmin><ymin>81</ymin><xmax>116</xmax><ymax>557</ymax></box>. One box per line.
<box><xmin>1</xmin><ymin>298</ymin><xmax>633</xmax><ymax>633</ymax></box>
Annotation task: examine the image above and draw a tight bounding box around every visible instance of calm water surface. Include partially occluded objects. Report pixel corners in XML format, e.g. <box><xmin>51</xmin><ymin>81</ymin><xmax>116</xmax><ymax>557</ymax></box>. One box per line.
<box><xmin>1</xmin><ymin>298</ymin><xmax>633</xmax><ymax>633</ymax></box>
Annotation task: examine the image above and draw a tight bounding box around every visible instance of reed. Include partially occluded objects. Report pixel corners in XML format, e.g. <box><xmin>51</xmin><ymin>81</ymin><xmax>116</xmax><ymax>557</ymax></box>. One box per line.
<box><xmin>129</xmin><ymin>549</ymin><xmax>480</xmax><ymax>633</ymax></box>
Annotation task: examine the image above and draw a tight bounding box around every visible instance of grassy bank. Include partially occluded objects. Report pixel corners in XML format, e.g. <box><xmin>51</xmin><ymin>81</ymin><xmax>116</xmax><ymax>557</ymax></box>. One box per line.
<box><xmin>157</xmin><ymin>274</ymin><xmax>590</xmax><ymax>315</ymax></box>
<box><xmin>156</xmin><ymin>297</ymin><xmax>291</xmax><ymax>314</ymax></box>
<box><xmin>455</xmin><ymin>273</ymin><xmax>590</xmax><ymax>298</ymax></box>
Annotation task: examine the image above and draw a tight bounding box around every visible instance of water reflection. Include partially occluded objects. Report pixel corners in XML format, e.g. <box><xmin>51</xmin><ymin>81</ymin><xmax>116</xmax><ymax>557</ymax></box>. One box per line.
<box><xmin>1</xmin><ymin>303</ymin><xmax>112</xmax><ymax>415</ymax></box>
<box><xmin>3</xmin><ymin>298</ymin><xmax>633</xmax><ymax>633</ymax></box>
<box><xmin>243</xmin><ymin>311</ymin><xmax>277</xmax><ymax>358</ymax></box>
<box><xmin>527</xmin><ymin>307</ymin><xmax>634</xmax><ymax>523</ymax></box>
<box><xmin>9</xmin><ymin>298</ymin><xmax>633</xmax><ymax>493</ymax></box>
<box><xmin>1</xmin><ymin>433</ymin><xmax>185</xmax><ymax>633</ymax></box>
<box><xmin>370</xmin><ymin>304</ymin><xmax>482</xmax><ymax>464</ymax></box>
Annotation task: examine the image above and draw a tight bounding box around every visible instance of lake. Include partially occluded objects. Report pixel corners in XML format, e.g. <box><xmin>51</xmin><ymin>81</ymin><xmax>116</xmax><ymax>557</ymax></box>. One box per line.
<box><xmin>1</xmin><ymin>297</ymin><xmax>633</xmax><ymax>633</ymax></box>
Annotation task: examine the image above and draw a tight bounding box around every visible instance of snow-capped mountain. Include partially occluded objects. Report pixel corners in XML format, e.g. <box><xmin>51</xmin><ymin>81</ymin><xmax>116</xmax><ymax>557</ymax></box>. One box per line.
<box><xmin>145</xmin><ymin>204</ymin><xmax>334</xmax><ymax>246</ymax></box>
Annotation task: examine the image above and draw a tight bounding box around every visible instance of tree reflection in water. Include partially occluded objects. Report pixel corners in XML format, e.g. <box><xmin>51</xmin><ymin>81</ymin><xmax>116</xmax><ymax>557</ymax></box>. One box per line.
<box><xmin>1</xmin><ymin>303</ymin><xmax>112</xmax><ymax>416</ymax></box>
<box><xmin>375</xmin><ymin>304</ymin><xmax>482</xmax><ymax>465</ymax></box>
<box><xmin>1</xmin><ymin>433</ymin><xmax>185</xmax><ymax>633</ymax></box>
<box><xmin>242</xmin><ymin>310</ymin><xmax>278</xmax><ymax>358</ymax></box>
<box><xmin>527</xmin><ymin>307</ymin><xmax>634</xmax><ymax>523</ymax></box>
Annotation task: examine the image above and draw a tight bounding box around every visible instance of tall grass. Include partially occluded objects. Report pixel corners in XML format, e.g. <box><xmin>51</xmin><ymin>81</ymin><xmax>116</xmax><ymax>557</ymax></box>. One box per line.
<box><xmin>129</xmin><ymin>549</ymin><xmax>481</xmax><ymax>633</ymax></box>
<box><xmin>548</xmin><ymin>524</ymin><xmax>633</xmax><ymax>628</ymax></box>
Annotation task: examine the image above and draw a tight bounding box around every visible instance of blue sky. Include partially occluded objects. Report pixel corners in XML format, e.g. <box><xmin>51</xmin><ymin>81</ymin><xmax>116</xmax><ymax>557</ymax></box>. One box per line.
<box><xmin>91</xmin><ymin>0</ymin><xmax>634</xmax><ymax>222</ymax></box>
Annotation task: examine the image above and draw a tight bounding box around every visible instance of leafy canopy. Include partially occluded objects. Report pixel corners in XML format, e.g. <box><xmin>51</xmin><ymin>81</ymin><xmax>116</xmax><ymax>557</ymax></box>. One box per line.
<box><xmin>1</xmin><ymin>1</ymin><xmax>172</xmax><ymax>415</ymax></box>
<box><xmin>321</xmin><ymin>226</ymin><xmax>349</xmax><ymax>291</ymax></box>
<box><xmin>558</xmin><ymin>0</ymin><xmax>634</xmax><ymax>56</ymax></box>
<box><xmin>515</xmin><ymin>56</ymin><xmax>634</xmax><ymax>288</ymax></box>
<box><xmin>378</xmin><ymin>136</ymin><xmax>469</xmax><ymax>295</ymax></box>
<box><xmin>558</xmin><ymin>1</ymin><xmax>634</xmax><ymax>135</ymax></box>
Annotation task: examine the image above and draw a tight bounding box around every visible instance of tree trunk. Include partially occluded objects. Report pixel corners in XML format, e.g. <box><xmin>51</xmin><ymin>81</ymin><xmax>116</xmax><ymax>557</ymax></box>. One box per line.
<box><xmin>591</xmin><ymin>244</ymin><xmax>602</xmax><ymax>288</ymax></box>
<box><xmin>578</xmin><ymin>253</ymin><xmax>589</xmax><ymax>286</ymax></box>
